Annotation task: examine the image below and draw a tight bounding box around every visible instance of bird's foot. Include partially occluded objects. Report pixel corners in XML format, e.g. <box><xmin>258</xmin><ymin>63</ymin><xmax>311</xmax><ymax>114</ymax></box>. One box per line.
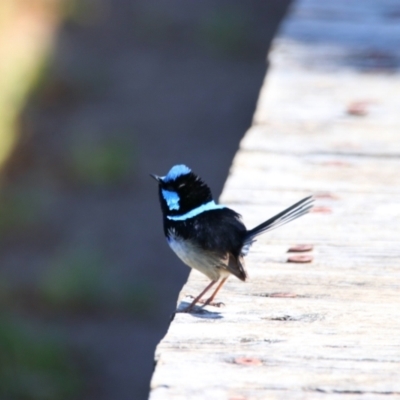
<box><xmin>200</xmin><ymin>299</ymin><xmax>225</xmax><ymax>308</ymax></box>
<box><xmin>184</xmin><ymin>295</ymin><xmax>225</xmax><ymax>308</ymax></box>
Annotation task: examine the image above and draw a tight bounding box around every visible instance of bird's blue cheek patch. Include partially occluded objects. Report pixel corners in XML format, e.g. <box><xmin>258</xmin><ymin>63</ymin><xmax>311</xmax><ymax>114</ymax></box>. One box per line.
<box><xmin>162</xmin><ymin>189</ymin><xmax>180</xmax><ymax>210</ymax></box>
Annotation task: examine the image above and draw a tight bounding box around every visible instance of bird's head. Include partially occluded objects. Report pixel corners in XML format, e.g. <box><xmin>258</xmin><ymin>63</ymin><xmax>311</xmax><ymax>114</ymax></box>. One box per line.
<box><xmin>151</xmin><ymin>164</ymin><xmax>213</xmax><ymax>217</ymax></box>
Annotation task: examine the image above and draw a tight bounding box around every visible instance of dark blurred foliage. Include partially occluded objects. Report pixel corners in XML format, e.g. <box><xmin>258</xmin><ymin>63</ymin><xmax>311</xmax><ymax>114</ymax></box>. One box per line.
<box><xmin>0</xmin><ymin>0</ymin><xmax>290</xmax><ymax>398</ymax></box>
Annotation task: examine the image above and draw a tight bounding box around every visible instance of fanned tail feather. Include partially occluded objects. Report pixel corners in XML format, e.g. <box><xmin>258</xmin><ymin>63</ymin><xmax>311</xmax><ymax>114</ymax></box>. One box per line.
<box><xmin>245</xmin><ymin>196</ymin><xmax>314</xmax><ymax>244</ymax></box>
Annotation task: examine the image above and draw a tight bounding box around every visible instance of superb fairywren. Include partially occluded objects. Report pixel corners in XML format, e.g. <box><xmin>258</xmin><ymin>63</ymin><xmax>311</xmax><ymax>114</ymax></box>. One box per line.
<box><xmin>151</xmin><ymin>164</ymin><xmax>313</xmax><ymax>313</ymax></box>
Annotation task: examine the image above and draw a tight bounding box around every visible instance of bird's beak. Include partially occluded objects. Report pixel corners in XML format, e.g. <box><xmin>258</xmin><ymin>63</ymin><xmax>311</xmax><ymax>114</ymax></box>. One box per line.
<box><xmin>150</xmin><ymin>174</ymin><xmax>161</xmax><ymax>182</ymax></box>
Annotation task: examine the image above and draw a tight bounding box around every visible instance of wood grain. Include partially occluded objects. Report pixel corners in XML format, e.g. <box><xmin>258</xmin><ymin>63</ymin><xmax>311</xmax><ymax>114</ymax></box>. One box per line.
<box><xmin>149</xmin><ymin>1</ymin><xmax>400</xmax><ymax>398</ymax></box>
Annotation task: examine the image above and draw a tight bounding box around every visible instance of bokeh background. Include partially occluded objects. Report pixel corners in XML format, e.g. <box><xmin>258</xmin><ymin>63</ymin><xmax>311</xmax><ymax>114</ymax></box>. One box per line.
<box><xmin>0</xmin><ymin>1</ymin><xmax>290</xmax><ymax>399</ymax></box>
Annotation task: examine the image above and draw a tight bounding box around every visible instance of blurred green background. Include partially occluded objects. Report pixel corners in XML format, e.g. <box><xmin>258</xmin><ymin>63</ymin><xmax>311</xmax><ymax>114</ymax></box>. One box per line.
<box><xmin>0</xmin><ymin>0</ymin><xmax>289</xmax><ymax>398</ymax></box>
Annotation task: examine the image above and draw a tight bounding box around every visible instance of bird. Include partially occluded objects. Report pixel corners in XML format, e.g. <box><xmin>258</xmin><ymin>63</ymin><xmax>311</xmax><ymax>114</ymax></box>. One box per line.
<box><xmin>151</xmin><ymin>164</ymin><xmax>313</xmax><ymax>313</ymax></box>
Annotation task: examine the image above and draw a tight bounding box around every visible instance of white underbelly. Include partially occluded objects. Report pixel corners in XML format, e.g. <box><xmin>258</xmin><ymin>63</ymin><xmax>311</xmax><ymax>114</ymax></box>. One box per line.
<box><xmin>167</xmin><ymin>234</ymin><xmax>225</xmax><ymax>281</ymax></box>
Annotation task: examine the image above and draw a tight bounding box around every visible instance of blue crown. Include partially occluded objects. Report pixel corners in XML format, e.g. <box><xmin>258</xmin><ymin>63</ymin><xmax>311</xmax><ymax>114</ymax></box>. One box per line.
<box><xmin>163</xmin><ymin>164</ymin><xmax>191</xmax><ymax>182</ymax></box>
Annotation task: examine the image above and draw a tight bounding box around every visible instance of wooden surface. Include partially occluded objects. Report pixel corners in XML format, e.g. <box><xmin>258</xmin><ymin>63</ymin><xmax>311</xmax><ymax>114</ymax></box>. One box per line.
<box><xmin>149</xmin><ymin>1</ymin><xmax>400</xmax><ymax>399</ymax></box>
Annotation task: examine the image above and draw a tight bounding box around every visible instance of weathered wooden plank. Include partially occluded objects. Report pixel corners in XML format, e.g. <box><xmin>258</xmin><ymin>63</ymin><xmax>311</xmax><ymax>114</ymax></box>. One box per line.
<box><xmin>149</xmin><ymin>0</ymin><xmax>400</xmax><ymax>398</ymax></box>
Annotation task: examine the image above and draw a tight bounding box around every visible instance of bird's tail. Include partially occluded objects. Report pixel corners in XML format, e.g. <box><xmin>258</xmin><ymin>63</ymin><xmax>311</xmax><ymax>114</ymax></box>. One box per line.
<box><xmin>244</xmin><ymin>196</ymin><xmax>314</xmax><ymax>245</ymax></box>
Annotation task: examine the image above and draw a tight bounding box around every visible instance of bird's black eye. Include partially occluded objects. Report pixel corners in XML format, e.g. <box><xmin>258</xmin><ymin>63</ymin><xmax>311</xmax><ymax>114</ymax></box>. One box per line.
<box><xmin>178</xmin><ymin>183</ymin><xmax>186</xmax><ymax>189</ymax></box>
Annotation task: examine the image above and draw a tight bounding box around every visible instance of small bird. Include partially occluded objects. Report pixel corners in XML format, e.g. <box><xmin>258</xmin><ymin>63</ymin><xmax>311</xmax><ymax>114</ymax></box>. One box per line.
<box><xmin>151</xmin><ymin>164</ymin><xmax>313</xmax><ymax>313</ymax></box>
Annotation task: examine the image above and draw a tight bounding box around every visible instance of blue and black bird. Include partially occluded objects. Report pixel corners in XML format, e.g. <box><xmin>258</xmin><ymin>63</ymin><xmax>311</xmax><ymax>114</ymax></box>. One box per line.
<box><xmin>151</xmin><ymin>164</ymin><xmax>313</xmax><ymax>312</ymax></box>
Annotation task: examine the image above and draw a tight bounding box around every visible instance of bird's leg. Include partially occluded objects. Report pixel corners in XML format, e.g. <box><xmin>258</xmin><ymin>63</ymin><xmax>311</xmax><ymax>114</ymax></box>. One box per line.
<box><xmin>183</xmin><ymin>280</ymin><xmax>217</xmax><ymax>313</ymax></box>
<box><xmin>202</xmin><ymin>277</ymin><xmax>228</xmax><ymax>308</ymax></box>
